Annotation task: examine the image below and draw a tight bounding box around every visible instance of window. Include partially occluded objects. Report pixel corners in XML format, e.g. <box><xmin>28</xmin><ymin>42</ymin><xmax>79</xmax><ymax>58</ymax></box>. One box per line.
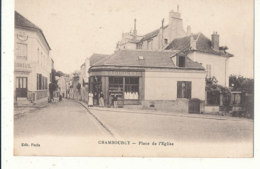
<box><xmin>177</xmin><ymin>81</ymin><xmax>191</xmax><ymax>99</ymax></box>
<box><xmin>124</xmin><ymin>77</ymin><xmax>139</xmax><ymax>100</ymax></box>
<box><xmin>37</xmin><ymin>73</ymin><xmax>48</xmax><ymax>90</ymax></box>
<box><xmin>177</xmin><ymin>56</ymin><xmax>185</xmax><ymax>67</ymax></box>
<box><xmin>109</xmin><ymin>77</ymin><xmax>123</xmax><ymax>92</ymax></box>
<box><xmin>16</xmin><ymin>77</ymin><xmax>27</xmax><ymax>89</ymax></box>
<box><xmin>16</xmin><ymin>43</ymin><xmax>27</xmax><ymax>60</ymax></box>
<box><xmin>136</xmin><ymin>43</ymin><xmax>143</xmax><ymax>49</ymax></box>
<box><xmin>206</xmin><ymin>64</ymin><xmax>212</xmax><ymax>77</ymax></box>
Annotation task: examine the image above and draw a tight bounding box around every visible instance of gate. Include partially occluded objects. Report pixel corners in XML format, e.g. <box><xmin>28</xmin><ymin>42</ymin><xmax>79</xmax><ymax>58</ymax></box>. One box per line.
<box><xmin>189</xmin><ymin>98</ymin><xmax>201</xmax><ymax>114</ymax></box>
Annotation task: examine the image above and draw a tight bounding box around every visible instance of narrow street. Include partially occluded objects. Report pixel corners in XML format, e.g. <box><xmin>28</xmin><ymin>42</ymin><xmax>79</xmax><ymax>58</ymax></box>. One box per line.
<box><xmin>14</xmin><ymin>99</ymin><xmax>253</xmax><ymax>157</ymax></box>
<box><xmin>14</xmin><ymin>99</ymin><xmax>112</xmax><ymax>156</ymax></box>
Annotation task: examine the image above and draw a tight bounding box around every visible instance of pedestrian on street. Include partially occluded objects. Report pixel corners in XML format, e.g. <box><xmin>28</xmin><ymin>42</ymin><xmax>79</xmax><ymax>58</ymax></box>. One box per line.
<box><xmin>93</xmin><ymin>92</ymin><xmax>98</xmax><ymax>105</ymax></box>
<box><xmin>48</xmin><ymin>82</ymin><xmax>54</xmax><ymax>103</ymax></box>
<box><xmin>88</xmin><ymin>92</ymin><xmax>93</xmax><ymax>107</ymax></box>
<box><xmin>99</xmin><ymin>91</ymin><xmax>104</xmax><ymax>107</ymax></box>
<box><xmin>113</xmin><ymin>94</ymin><xmax>118</xmax><ymax>108</ymax></box>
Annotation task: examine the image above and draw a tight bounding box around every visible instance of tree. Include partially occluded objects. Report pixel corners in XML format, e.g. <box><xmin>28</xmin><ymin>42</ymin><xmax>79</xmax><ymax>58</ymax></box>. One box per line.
<box><xmin>229</xmin><ymin>75</ymin><xmax>254</xmax><ymax>93</ymax></box>
<box><xmin>206</xmin><ymin>76</ymin><xmax>231</xmax><ymax>106</ymax></box>
<box><xmin>56</xmin><ymin>70</ymin><xmax>66</xmax><ymax>77</ymax></box>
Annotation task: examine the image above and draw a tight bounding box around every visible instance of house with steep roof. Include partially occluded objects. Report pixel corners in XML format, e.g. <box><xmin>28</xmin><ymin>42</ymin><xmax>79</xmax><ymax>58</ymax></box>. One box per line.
<box><xmin>14</xmin><ymin>11</ymin><xmax>53</xmax><ymax>104</ymax></box>
<box><xmin>116</xmin><ymin>7</ymin><xmax>233</xmax><ymax>87</ymax></box>
<box><xmin>165</xmin><ymin>32</ymin><xmax>233</xmax><ymax>87</ymax></box>
<box><xmin>88</xmin><ymin>49</ymin><xmax>206</xmax><ymax>112</ymax></box>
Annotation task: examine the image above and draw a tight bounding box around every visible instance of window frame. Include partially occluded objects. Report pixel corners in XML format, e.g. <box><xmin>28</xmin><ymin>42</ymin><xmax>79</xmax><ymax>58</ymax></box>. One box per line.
<box><xmin>177</xmin><ymin>81</ymin><xmax>192</xmax><ymax>99</ymax></box>
<box><xmin>16</xmin><ymin>43</ymin><xmax>28</xmax><ymax>60</ymax></box>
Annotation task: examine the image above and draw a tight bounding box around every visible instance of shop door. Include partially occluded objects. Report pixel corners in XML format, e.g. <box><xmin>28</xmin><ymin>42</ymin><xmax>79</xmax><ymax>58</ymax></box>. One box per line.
<box><xmin>16</xmin><ymin>77</ymin><xmax>28</xmax><ymax>97</ymax></box>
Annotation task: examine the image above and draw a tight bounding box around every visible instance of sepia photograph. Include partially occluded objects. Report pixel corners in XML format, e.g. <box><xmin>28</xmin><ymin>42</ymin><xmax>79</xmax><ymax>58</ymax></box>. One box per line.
<box><xmin>12</xmin><ymin>0</ymin><xmax>254</xmax><ymax>157</ymax></box>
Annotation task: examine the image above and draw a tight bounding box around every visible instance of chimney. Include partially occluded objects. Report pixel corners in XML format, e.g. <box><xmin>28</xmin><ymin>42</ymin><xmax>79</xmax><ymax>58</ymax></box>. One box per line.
<box><xmin>211</xmin><ymin>32</ymin><xmax>219</xmax><ymax>51</ymax></box>
<box><xmin>190</xmin><ymin>35</ymin><xmax>196</xmax><ymax>50</ymax></box>
<box><xmin>187</xmin><ymin>25</ymin><xmax>191</xmax><ymax>36</ymax></box>
<box><xmin>161</xmin><ymin>18</ymin><xmax>165</xmax><ymax>49</ymax></box>
<box><xmin>168</xmin><ymin>6</ymin><xmax>185</xmax><ymax>41</ymax></box>
<box><xmin>133</xmin><ymin>18</ymin><xmax>137</xmax><ymax>36</ymax></box>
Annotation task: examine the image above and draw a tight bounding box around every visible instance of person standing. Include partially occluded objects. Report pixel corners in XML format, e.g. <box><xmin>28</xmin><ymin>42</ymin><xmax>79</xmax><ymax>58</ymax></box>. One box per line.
<box><xmin>113</xmin><ymin>94</ymin><xmax>118</xmax><ymax>108</ymax></box>
<box><xmin>48</xmin><ymin>82</ymin><xmax>53</xmax><ymax>102</ymax></box>
<box><xmin>88</xmin><ymin>92</ymin><xmax>93</xmax><ymax>107</ymax></box>
<box><xmin>99</xmin><ymin>91</ymin><xmax>104</xmax><ymax>107</ymax></box>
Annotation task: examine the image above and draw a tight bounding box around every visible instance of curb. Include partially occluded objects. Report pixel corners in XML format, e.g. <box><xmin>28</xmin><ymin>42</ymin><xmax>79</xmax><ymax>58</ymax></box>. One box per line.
<box><xmin>89</xmin><ymin>107</ymin><xmax>229</xmax><ymax>121</ymax></box>
<box><xmin>77</xmin><ymin>101</ymin><xmax>115</xmax><ymax>138</ymax></box>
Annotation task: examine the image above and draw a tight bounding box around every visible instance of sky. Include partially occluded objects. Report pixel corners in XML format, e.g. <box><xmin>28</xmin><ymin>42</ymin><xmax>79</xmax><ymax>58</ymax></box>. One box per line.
<box><xmin>15</xmin><ymin>0</ymin><xmax>254</xmax><ymax>77</ymax></box>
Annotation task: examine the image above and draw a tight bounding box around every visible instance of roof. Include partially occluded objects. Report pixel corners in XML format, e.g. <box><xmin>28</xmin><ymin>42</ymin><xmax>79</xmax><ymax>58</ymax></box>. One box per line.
<box><xmin>15</xmin><ymin>11</ymin><xmax>51</xmax><ymax>50</ymax></box>
<box><xmin>90</xmin><ymin>49</ymin><xmax>204</xmax><ymax>70</ymax></box>
<box><xmin>165</xmin><ymin>33</ymin><xmax>233</xmax><ymax>57</ymax></box>
<box><xmin>140</xmin><ymin>25</ymin><xmax>168</xmax><ymax>42</ymax></box>
<box><xmin>89</xmin><ymin>53</ymin><xmax>110</xmax><ymax>66</ymax></box>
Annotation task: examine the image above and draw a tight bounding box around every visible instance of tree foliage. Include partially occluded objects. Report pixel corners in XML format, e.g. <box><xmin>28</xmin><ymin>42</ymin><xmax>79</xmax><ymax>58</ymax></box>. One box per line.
<box><xmin>56</xmin><ymin>70</ymin><xmax>66</xmax><ymax>77</ymax></box>
<box><xmin>229</xmin><ymin>75</ymin><xmax>254</xmax><ymax>93</ymax></box>
<box><xmin>206</xmin><ymin>76</ymin><xmax>231</xmax><ymax>106</ymax></box>
<box><xmin>206</xmin><ymin>76</ymin><xmax>230</xmax><ymax>94</ymax></box>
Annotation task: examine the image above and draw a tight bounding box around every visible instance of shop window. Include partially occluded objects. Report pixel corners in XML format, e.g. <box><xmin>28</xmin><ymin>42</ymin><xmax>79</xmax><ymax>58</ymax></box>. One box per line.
<box><xmin>124</xmin><ymin>77</ymin><xmax>139</xmax><ymax>100</ymax></box>
<box><xmin>109</xmin><ymin>77</ymin><xmax>123</xmax><ymax>92</ymax></box>
<box><xmin>16</xmin><ymin>43</ymin><xmax>27</xmax><ymax>60</ymax></box>
<box><xmin>177</xmin><ymin>81</ymin><xmax>191</xmax><ymax>99</ymax></box>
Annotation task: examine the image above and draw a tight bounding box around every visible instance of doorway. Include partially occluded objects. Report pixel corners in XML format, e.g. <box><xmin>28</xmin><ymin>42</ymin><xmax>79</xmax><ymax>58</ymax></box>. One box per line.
<box><xmin>16</xmin><ymin>77</ymin><xmax>28</xmax><ymax>98</ymax></box>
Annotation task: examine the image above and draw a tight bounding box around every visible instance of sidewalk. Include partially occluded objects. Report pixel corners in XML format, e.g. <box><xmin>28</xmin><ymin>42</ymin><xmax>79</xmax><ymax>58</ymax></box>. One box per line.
<box><xmin>14</xmin><ymin>97</ymin><xmax>53</xmax><ymax>117</ymax></box>
<box><xmin>78</xmin><ymin>101</ymin><xmax>253</xmax><ymax>122</ymax></box>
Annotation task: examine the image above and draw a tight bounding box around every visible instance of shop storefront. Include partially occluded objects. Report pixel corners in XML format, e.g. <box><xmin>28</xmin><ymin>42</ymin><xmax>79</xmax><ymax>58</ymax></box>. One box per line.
<box><xmin>89</xmin><ymin>69</ymin><xmax>144</xmax><ymax>107</ymax></box>
<box><xmin>88</xmin><ymin>49</ymin><xmax>206</xmax><ymax>112</ymax></box>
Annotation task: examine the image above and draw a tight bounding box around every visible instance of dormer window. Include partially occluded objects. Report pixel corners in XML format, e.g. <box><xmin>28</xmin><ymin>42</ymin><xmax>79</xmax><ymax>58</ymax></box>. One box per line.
<box><xmin>178</xmin><ymin>56</ymin><xmax>185</xmax><ymax>67</ymax></box>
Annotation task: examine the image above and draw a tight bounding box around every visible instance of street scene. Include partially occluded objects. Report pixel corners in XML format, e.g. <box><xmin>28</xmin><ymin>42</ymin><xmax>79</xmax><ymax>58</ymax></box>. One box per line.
<box><xmin>13</xmin><ymin>0</ymin><xmax>254</xmax><ymax>157</ymax></box>
<box><xmin>14</xmin><ymin>99</ymin><xmax>253</xmax><ymax>157</ymax></box>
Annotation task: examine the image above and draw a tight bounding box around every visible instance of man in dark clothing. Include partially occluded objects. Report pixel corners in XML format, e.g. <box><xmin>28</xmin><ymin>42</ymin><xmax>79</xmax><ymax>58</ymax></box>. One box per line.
<box><xmin>49</xmin><ymin>83</ymin><xmax>54</xmax><ymax>102</ymax></box>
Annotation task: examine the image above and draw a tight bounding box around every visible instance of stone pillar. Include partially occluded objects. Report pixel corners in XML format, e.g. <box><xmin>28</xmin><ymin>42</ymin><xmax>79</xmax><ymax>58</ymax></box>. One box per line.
<box><xmin>101</xmin><ymin>76</ymin><xmax>109</xmax><ymax>106</ymax></box>
<box><xmin>220</xmin><ymin>92</ymin><xmax>223</xmax><ymax>106</ymax></box>
<box><xmin>139</xmin><ymin>73</ymin><xmax>145</xmax><ymax>105</ymax></box>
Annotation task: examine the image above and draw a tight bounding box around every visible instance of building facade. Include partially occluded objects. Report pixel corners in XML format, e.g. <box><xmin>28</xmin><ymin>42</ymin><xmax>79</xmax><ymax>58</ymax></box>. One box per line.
<box><xmin>14</xmin><ymin>11</ymin><xmax>52</xmax><ymax>103</ymax></box>
<box><xmin>116</xmin><ymin>8</ymin><xmax>233</xmax><ymax>87</ymax></box>
<box><xmin>89</xmin><ymin>50</ymin><xmax>206</xmax><ymax>112</ymax></box>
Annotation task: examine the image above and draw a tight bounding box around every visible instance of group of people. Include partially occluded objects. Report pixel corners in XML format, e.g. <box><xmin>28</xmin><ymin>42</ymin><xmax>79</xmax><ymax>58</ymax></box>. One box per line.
<box><xmin>88</xmin><ymin>91</ymin><xmax>104</xmax><ymax>107</ymax></box>
<box><xmin>88</xmin><ymin>91</ymin><xmax>120</xmax><ymax>108</ymax></box>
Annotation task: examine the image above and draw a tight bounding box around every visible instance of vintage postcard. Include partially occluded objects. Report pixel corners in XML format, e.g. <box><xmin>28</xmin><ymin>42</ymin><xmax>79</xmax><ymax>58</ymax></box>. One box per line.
<box><xmin>12</xmin><ymin>0</ymin><xmax>254</xmax><ymax>157</ymax></box>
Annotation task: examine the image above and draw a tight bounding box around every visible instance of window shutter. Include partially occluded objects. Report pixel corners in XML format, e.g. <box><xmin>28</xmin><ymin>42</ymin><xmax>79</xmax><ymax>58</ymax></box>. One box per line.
<box><xmin>37</xmin><ymin>74</ymin><xmax>39</xmax><ymax>90</ymax></box>
<box><xmin>177</xmin><ymin>81</ymin><xmax>182</xmax><ymax>98</ymax></box>
<box><xmin>186</xmin><ymin>82</ymin><xmax>192</xmax><ymax>99</ymax></box>
<box><xmin>176</xmin><ymin>56</ymin><xmax>179</xmax><ymax>67</ymax></box>
<box><xmin>39</xmin><ymin>74</ymin><xmax>42</xmax><ymax>90</ymax></box>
